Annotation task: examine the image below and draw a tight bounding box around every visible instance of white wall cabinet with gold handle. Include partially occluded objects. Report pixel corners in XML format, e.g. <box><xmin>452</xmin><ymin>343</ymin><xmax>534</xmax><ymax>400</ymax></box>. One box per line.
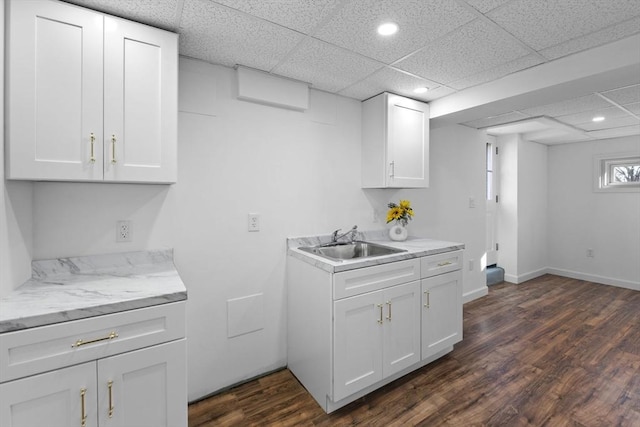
<box><xmin>5</xmin><ymin>0</ymin><xmax>177</xmax><ymax>184</ymax></box>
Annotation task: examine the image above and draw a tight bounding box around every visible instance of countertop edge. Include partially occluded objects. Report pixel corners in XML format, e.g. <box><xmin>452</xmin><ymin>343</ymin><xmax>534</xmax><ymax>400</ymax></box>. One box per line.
<box><xmin>0</xmin><ymin>291</ymin><xmax>187</xmax><ymax>333</ymax></box>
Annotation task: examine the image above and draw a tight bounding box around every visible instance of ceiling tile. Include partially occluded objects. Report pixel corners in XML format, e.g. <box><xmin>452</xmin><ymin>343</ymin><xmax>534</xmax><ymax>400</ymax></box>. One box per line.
<box><xmin>625</xmin><ymin>102</ymin><xmax>640</xmax><ymax>115</ymax></box>
<box><xmin>272</xmin><ymin>38</ymin><xmax>384</xmax><ymax>93</ymax></box>
<box><xmin>554</xmin><ymin>106</ymin><xmax>633</xmax><ymax>126</ymax></box>
<box><xmin>539</xmin><ymin>17</ymin><xmax>640</xmax><ymax>60</ymax></box>
<box><xmin>587</xmin><ymin>124</ymin><xmax>640</xmax><ymax>139</ymax></box>
<box><xmin>313</xmin><ymin>0</ymin><xmax>476</xmax><ymax>64</ymax></box>
<box><xmin>529</xmin><ymin>133</ymin><xmax>592</xmax><ymax>145</ymax></box>
<box><xmin>463</xmin><ymin>111</ymin><xmax>530</xmax><ymax>129</ymax></box>
<box><xmin>462</xmin><ymin>0</ymin><xmax>512</xmax><ymax>13</ymax></box>
<box><xmin>601</xmin><ymin>84</ymin><xmax>640</xmax><ymax>106</ymax></box>
<box><xmin>395</xmin><ymin>18</ymin><xmax>531</xmax><ymax>84</ymax></box>
<box><xmin>63</xmin><ymin>0</ymin><xmax>180</xmax><ymax>30</ymax></box>
<box><xmin>520</xmin><ymin>94</ymin><xmax>612</xmax><ymax>117</ymax></box>
<box><xmin>339</xmin><ymin>67</ymin><xmax>440</xmax><ymax>101</ymax></box>
<box><xmin>487</xmin><ymin>0</ymin><xmax>640</xmax><ymax>50</ymax></box>
<box><xmin>448</xmin><ymin>54</ymin><xmax>543</xmax><ymax>90</ymax></box>
<box><xmin>179</xmin><ymin>0</ymin><xmax>304</xmax><ymax>70</ymax></box>
<box><xmin>415</xmin><ymin>85</ymin><xmax>457</xmax><ymax>102</ymax></box>
<box><xmin>211</xmin><ymin>0</ymin><xmax>341</xmax><ymax>33</ymax></box>
<box><xmin>576</xmin><ymin>116</ymin><xmax>640</xmax><ymax>131</ymax></box>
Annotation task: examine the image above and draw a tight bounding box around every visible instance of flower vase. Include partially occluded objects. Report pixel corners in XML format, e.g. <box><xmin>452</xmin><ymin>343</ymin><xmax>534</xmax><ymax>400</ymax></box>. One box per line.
<box><xmin>389</xmin><ymin>224</ymin><xmax>408</xmax><ymax>241</ymax></box>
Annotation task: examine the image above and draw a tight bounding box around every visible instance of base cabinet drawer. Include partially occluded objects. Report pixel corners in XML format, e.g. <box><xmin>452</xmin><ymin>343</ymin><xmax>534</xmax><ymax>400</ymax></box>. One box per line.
<box><xmin>0</xmin><ymin>339</ymin><xmax>186</xmax><ymax>427</ymax></box>
<box><xmin>421</xmin><ymin>250</ymin><xmax>462</xmax><ymax>279</ymax></box>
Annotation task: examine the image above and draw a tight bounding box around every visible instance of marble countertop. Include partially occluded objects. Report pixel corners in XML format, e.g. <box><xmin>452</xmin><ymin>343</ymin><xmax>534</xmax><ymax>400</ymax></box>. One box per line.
<box><xmin>288</xmin><ymin>230</ymin><xmax>465</xmax><ymax>273</ymax></box>
<box><xmin>0</xmin><ymin>250</ymin><xmax>187</xmax><ymax>333</ymax></box>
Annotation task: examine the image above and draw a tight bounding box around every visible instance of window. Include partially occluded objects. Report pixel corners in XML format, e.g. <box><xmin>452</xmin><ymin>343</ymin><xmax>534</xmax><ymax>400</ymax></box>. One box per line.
<box><xmin>594</xmin><ymin>153</ymin><xmax>640</xmax><ymax>192</ymax></box>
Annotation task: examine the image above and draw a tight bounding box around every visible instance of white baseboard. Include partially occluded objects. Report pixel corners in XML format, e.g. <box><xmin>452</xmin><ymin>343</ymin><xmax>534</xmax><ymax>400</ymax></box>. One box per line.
<box><xmin>504</xmin><ymin>268</ymin><xmax>547</xmax><ymax>284</ymax></box>
<box><xmin>463</xmin><ymin>285</ymin><xmax>488</xmax><ymax>303</ymax></box>
<box><xmin>546</xmin><ymin>268</ymin><xmax>640</xmax><ymax>291</ymax></box>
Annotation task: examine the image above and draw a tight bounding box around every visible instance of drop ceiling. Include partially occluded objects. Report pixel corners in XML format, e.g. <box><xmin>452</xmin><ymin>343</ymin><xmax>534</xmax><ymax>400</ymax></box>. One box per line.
<box><xmin>63</xmin><ymin>0</ymin><xmax>640</xmax><ymax>144</ymax></box>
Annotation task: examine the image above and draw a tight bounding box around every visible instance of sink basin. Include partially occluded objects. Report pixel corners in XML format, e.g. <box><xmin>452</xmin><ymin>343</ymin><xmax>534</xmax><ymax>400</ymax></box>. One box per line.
<box><xmin>299</xmin><ymin>241</ymin><xmax>406</xmax><ymax>261</ymax></box>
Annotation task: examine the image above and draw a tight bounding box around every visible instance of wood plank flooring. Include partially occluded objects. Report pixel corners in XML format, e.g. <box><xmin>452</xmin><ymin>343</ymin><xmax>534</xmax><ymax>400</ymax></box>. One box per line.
<box><xmin>188</xmin><ymin>274</ymin><xmax>640</xmax><ymax>426</ymax></box>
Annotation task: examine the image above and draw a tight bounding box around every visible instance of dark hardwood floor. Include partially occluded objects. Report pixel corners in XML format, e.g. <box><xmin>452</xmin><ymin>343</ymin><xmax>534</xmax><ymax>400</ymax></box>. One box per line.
<box><xmin>188</xmin><ymin>274</ymin><xmax>640</xmax><ymax>426</ymax></box>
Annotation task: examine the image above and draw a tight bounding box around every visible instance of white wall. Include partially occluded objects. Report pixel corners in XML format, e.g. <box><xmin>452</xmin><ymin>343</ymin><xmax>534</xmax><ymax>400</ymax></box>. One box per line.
<box><xmin>547</xmin><ymin>136</ymin><xmax>640</xmax><ymax>289</ymax></box>
<box><xmin>175</xmin><ymin>58</ymin><xmax>380</xmax><ymax>401</ymax></box>
<box><xmin>496</xmin><ymin>135</ymin><xmax>548</xmax><ymax>283</ymax></box>
<box><xmin>497</xmin><ymin>134</ymin><xmax>519</xmax><ymax>280</ymax></box>
<box><xmin>0</xmin><ymin>0</ymin><xmax>33</xmax><ymax>297</ymax></box>
<box><xmin>517</xmin><ymin>138</ymin><xmax>548</xmax><ymax>281</ymax></box>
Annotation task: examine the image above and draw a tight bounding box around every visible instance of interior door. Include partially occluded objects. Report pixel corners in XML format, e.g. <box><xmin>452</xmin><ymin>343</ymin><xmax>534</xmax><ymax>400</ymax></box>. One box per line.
<box><xmin>486</xmin><ymin>140</ymin><xmax>498</xmax><ymax>266</ymax></box>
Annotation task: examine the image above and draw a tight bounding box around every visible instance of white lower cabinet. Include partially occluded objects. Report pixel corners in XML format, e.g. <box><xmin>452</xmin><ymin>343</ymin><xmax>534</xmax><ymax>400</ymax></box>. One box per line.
<box><xmin>0</xmin><ymin>303</ymin><xmax>187</xmax><ymax>427</ymax></box>
<box><xmin>333</xmin><ymin>281</ymin><xmax>421</xmax><ymax>401</ymax></box>
<box><xmin>0</xmin><ymin>362</ymin><xmax>96</xmax><ymax>427</ymax></box>
<box><xmin>421</xmin><ymin>270</ymin><xmax>463</xmax><ymax>359</ymax></box>
<box><xmin>288</xmin><ymin>249</ymin><xmax>464</xmax><ymax>413</ymax></box>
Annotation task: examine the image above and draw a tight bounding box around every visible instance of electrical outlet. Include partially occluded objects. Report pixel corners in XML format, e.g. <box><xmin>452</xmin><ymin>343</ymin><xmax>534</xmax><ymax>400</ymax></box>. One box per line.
<box><xmin>372</xmin><ymin>209</ymin><xmax>379</xmax><ymax>223</ymax></box>
<box><xmin>248</xmin><ymin>213</ymin><xmax>260</xmax><ymax>232</ymax></box>
<box><xmin>116</xmin><ymin>220</ymin><xmax>132</xmax><ymax>242</ymax></box>
<box><xmin>587</xmin><ymin>248</ymin><xmax>594</xmax><ymax>258</ymax></box>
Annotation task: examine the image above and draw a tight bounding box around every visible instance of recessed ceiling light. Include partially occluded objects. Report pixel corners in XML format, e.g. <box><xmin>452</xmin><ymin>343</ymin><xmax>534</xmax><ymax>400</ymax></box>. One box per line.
<box><xmin>413</xmin><ymin>87</ymin><xmax>429</xmax><ymax>94</ymax></box>
<box><xmin>592</xmin><ymin>116</ymin><xmax>605</xmax><ymax>122</ymax></box>
<box><xmin>377</xmin><ymin>22</ymin><xmax>398</xmax><ymax>36</ymax></box>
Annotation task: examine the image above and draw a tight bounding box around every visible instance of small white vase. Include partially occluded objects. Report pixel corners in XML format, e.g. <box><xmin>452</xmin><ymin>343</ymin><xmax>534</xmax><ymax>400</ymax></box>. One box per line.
<box><xmin>389</xmin><ymin>224</ymin><xmax>408</xmax><ymax>241</ymax></box>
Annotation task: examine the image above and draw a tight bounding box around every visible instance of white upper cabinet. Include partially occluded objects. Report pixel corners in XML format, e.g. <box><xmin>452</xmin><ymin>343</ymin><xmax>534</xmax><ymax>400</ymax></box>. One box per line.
<box><xmin>5</xmin><ymin>0</ymin><xmax>178</xmax><ymax>183</ymax></box>
<box><xmin>362</xmin><ymin>93</ymin><xmax>430</xmax><ymax>188</ymax></box>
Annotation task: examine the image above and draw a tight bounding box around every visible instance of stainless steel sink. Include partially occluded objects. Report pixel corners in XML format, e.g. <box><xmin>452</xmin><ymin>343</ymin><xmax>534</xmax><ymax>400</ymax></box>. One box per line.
<box><xmin>298</xmin><ymin>241</ymin><xmax>406</xmax><ymax>261</ymax></box>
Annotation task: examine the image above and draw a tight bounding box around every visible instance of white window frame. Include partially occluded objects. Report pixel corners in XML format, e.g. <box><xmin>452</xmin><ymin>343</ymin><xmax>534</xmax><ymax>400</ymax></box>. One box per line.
<box><xmin>593</xmin><ymin>152</ymin><xmax>640</xmax><ymax>192</ymax></box>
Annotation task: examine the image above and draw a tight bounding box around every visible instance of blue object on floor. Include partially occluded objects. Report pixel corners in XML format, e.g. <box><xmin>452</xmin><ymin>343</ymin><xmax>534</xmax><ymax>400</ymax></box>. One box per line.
<box><xmin>486</xmin><ymin>265</ymin><xmax>505</xmax><ymax>286</ymax></box>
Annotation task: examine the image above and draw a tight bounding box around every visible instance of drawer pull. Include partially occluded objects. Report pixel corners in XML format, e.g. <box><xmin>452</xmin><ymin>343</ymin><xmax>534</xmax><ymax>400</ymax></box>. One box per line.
<box><xmin>424</xmin><ymin>291</ymin><xmax>430</xmax><ymax>308</ymax></box>
<box><xmin>72</xmin><ymin>331</ymin><xmax>119</xmax><ymax>348</ymax></box>
<box><xmin>386</xmin><ymin>301</ymin><xmax>392</xmax><ymax>321</ymax></box>
<box><xmin>80</xmin><ymin>388</ymin><xmax>87</xmax><ymax>427</ymax></box>
<box><xmin>108</xmin><ymin>380</ymin><xmax>114</xmax><ymax>418</ymax></box>
<box><xmin>437</xmin><ymin>261</ymin><xmax>452</xmax><ymax>267</ymax></box>
<box><xmin>377</xmin><ymin>304</ymin><xmax>383</xmax><ymax>325</ymax></box>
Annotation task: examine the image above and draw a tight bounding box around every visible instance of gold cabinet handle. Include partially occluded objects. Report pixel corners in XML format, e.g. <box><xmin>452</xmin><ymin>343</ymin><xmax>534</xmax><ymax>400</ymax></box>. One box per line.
<box><xmin>80</xmin><ymin>388</ymin><xmax>87</xmax><ymax>427</ymax></box>
<box><xmin>424</xmin><ymin>291</ymin><xmax>430</xmax><ymax>308</ymax></box>
<box><xmin>386</xmin><ymin>301</ymin><xmax>392</xmax><ymax>321</ymax></box>
<box><xmin>377</xmin><ymin>304</ymin><xmax>383</xmax><ymax>325</ymax></box>
<box><xmin>111</xmin><ymin>134</ymin><xmax>117</xmax><ymax>164</ymax></box>
<box><xmin>108</xmin><ymin>380</ymin><xmax>114</xmax><ymax>418</ymax></box>
<box><xmin>437</xmin><ymin>261</ymin><xmax>452</xmax><ymax>267</ymax></box>
<box><xmin>89</xmin><ymin>133</ymin><xmax>96</xmax><ymax>163</ymax></box>
<box><xmin>71</xmin><ymin>331</ymin><xmax>118</xmax><ymax>348</ymax></box>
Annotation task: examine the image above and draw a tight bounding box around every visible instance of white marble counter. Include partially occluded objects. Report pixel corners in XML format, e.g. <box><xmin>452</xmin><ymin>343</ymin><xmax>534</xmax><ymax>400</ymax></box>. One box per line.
<box><xmin>0</xmin><ymin>250</ymin><xmax>187</xmax><ymax>333</ymax></box>
<box><xmin>288</xmin><ymin>230</ymin><xmax>464</xmax><ymax>273</ymax></box>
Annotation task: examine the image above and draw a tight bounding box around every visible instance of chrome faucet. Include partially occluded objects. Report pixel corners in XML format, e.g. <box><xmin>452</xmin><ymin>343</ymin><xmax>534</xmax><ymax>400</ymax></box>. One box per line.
<box><xmin>331</xmin><ymin>225</ymin><xmax>358</xmax><ymax>243</ymax></box>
